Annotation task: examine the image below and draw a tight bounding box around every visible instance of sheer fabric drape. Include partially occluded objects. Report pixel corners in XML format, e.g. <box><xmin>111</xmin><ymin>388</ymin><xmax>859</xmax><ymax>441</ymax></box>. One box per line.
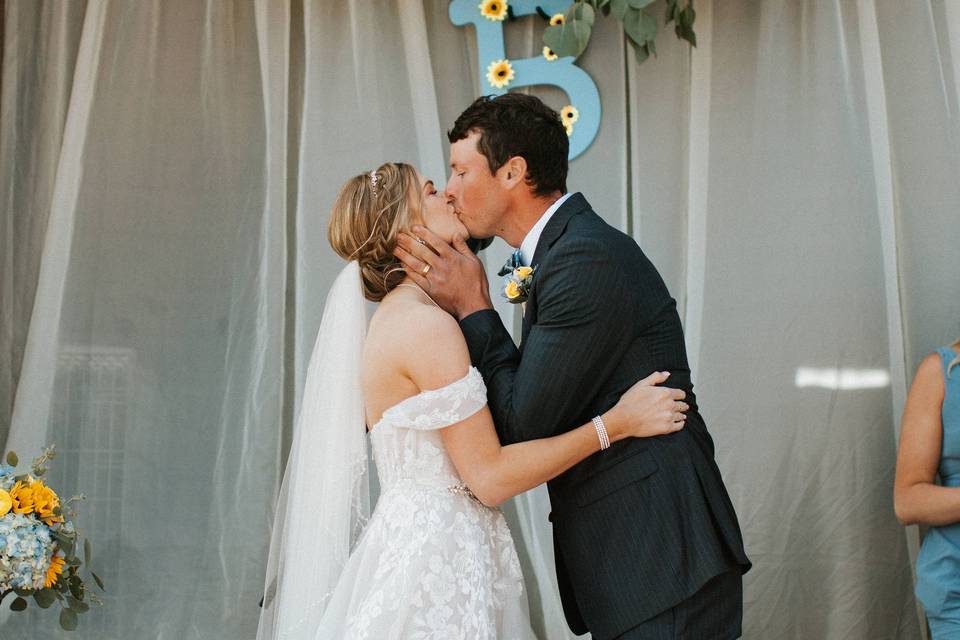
<box><xmin>3</xmin><ymin>0</ymin><xmax>958</xmax><ymax>638</ymax></box>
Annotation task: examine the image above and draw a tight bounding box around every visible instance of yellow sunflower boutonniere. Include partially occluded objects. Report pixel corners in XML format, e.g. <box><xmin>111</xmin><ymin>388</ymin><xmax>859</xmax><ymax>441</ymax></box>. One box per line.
<box><xmin>501</xmin><ymin>265</ymin><xmax>536</xmax><ymax>304</ymax></box>
<box><xmin>486</xmin><ymin>59</ymin><xmax>515</xmax><ymax>89</ymax></box>
<box><xmin>550</xmin><ymin>13</ymin><xmax>565</xmax><ymax>26</ymax></box>
<box><xmin>479</xmin><ymin>0</ymin><xmax>508</xmax><ymax>21</ymax></box>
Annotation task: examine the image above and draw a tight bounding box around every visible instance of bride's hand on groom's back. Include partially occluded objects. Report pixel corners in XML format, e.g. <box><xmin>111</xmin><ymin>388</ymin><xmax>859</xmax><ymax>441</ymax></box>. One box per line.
<box><xmin>605</xmin><ymin>372</ymin><xmax>688</xmax><ymax>441</ymax></box>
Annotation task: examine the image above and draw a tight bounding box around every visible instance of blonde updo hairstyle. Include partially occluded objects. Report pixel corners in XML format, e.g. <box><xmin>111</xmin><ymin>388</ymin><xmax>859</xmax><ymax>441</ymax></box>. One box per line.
<box><xmin>328</xmin><ymin>162</ymin><xmax>424</xmax><ymax>302</ymax></box>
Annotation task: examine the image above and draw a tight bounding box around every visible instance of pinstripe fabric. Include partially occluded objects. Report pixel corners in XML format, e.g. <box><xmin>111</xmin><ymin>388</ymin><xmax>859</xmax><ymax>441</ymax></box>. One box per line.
<box><xmin>613</xmin><ymin>569</ymin><xmax>743</xmax><ymax>640</ymax></box>
<box><xmin>459</xmin><ymin>194</ymin><xmax>751</xmax><ymax>640</ymax></box>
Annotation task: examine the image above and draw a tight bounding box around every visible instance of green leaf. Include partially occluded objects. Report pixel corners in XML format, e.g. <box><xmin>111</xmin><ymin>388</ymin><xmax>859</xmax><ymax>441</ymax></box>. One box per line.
<box><xmin>34</xmin><ymin>589</ymin><xmax>56</xmax><ymax>609</ymax></box>
<box><xmin>84</xmin><ymin>538</ymin><xmax>91</xmax><ymax>565</ymax></box>
<box><xmin>622</xmin><ymin>8</ymin><xmax>658</xmax><ymax>46</ymax></box>
<box><xmin>10</xmin><ymin>597</ymin><xmax>27</xmax><ymax>611</ymax></box>
<box><xmin>5</xmin><ymin>451</ymin><xmax>17</xmax><ymax>467</ymax></box>
<box><xmin>611</xmin><ymin>0</ymin><xmax>629</xmax><ymax>20</ymax></box>
<box><xmin>91</xmin><ymin>571</ymin><xmax>105</xmax><ymax>591</ymax></box>
<box><xmin>675</xmin><ymin>21</ymin><xmax>697</xmax><ymax>47</ymax></box>
<box><xmin>60</xmin><ymin>608</ymin><xmax>79</xmax><ymax>631</ymax></box>
<box><xmin>543</xmin><ymin>19</ymin><xmax>593</xmax><ymax>58</ymax></box>
<box><xmin>571</xmin><ymin>2</ymin><xmax>597</xmax><ymax>27</ymax></box>
<box><xmin>665</xmin><ymin>0</ymin><xmax>679</xmax><ymax>23</ymax></box>
<box><xmin>628</xmin><ymin>0</ymin><xmax>657</xmax><ymax>8</ymax></box>
<box><xmin>633</xmin><ymin>41</ymin><xmax>651</xmax><ymax>64</ymax></box>
<box><xmin>67</xmin><ymin>596</ymin><xmax>89</xmax><ymax>613</ymax></box>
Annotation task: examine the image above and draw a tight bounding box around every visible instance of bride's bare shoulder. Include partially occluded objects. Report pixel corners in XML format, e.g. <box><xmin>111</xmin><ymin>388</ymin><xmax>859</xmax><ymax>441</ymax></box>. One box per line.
<box><xmin>367</xmin><ymin>291</ymin><xmax>469</xmax><ymax>381</ymax></box>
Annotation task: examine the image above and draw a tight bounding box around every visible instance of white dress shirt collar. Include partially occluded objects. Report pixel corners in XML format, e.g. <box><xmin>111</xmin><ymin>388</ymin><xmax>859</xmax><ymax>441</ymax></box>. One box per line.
<box><xmin>518</xmin><ymin>192</ymin><xmax>573</xmax><ymax>266</ymax></box>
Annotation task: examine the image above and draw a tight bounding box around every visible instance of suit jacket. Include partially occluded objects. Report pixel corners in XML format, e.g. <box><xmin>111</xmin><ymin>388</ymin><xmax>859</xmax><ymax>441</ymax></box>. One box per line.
<box><xmin>459</xmin><ymin>193</ymin><xmax>750</xmax><ymax>639</ymax></box>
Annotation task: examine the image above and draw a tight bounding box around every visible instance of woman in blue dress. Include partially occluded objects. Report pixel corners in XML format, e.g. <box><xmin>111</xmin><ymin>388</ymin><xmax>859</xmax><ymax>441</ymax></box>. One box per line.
<box><xmin>896</xmin><ymin>339</ymin><xmax>960</xmax><ymax>637</ymax></box>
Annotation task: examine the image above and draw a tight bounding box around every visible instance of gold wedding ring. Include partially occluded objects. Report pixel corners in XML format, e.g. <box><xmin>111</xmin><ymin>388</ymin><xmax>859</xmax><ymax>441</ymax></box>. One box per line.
<box><xmin>421</xmin><ymin>264</ymin><xmax>431</xmax><ymax>276</ymax></box>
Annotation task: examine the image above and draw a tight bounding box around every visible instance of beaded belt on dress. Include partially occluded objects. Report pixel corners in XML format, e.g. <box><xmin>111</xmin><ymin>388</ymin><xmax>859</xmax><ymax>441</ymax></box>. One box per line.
<box><xmin>381</xmin><ymin>478</ymin><xmax>482</xmax><ymax>504</ymax></box>
<box><xmin>447</xmin><ymin>483</ymin><xmax>481</xmax><ymax>503</ymax></box>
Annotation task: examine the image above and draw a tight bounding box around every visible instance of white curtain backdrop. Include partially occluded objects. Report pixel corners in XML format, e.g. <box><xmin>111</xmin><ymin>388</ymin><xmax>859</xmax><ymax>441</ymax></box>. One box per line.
<box><xmin>2</xmin><ymin>0</ymin><xmax>958</xmax><ymax>638</ymax></box>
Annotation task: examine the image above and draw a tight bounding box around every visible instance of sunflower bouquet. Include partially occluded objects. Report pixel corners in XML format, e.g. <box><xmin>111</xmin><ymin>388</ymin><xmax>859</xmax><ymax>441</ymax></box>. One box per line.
<box><xmin>0</xmin><ymin>445</ymin><xmax>103</xmax><ymax>630</ymax></box>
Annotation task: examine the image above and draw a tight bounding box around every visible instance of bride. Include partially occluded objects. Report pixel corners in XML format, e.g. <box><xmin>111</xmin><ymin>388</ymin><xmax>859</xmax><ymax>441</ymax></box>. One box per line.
<box><xmin>256</xmin><ymin>162</ymin><xmax>688</xmax><ymax>639</ymax></box>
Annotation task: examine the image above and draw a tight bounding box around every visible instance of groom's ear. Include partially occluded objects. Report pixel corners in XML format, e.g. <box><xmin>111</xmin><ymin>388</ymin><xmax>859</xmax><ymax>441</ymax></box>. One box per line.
<box><xmin>465</xmin><ymin>236</ymin><xmax>494</xmax><ymax>253</ymax></box>
<box><xmin>500</xmin><ymin>156</ymin><xmax>527</xmax><ymax>189</ymax></box>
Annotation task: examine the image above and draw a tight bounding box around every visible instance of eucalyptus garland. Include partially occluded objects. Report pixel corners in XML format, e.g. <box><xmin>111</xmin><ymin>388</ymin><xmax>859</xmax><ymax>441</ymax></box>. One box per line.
<box><xmin>539</xmin><ymin>0</ymin><xmax>697</xmax><ymax>65</ymax></box>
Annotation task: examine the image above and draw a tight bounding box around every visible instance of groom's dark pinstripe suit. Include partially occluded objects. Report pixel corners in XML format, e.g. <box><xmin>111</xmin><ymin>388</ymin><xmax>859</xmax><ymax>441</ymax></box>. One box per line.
<box><xmin>460</xmin><ymin>193</ymin><xmax>750</xmax><ymax>639</ymax></box>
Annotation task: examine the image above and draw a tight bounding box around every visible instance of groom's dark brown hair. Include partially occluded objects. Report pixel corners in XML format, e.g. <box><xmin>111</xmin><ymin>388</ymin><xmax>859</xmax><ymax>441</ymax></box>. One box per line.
<box><xmin>447</xmin><ymin>93</ymin><xmax>568</xmax><ymax>197</ymax></box>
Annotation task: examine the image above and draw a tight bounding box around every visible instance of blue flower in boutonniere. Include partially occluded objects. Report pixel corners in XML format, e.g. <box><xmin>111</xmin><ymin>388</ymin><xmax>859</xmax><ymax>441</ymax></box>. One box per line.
<box><xmin>501</xmin><ymin>265</ymin><xmax>535</xmax><ymax>304</ymax></box>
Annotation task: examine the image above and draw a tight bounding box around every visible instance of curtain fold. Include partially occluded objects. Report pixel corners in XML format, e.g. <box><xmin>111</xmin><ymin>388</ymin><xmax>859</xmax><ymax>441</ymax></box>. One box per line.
<box><xmin>2</xmin><ymin>0</ymin><xmax>958</xmax><ymax>638</ymax></box>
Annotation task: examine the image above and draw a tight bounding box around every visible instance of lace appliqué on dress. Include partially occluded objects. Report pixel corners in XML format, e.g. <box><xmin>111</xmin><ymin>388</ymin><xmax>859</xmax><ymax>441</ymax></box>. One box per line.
<box><xmin>315</xmin><ymin>366</ymin><xmax>535</xmax><ymax>639</ymax></box>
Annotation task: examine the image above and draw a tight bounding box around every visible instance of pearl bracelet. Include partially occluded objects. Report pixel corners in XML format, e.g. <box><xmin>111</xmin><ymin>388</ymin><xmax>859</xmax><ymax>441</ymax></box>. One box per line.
<box><xmin>592</xmin><ymin>415</ymin><xmax>611</xmax><ymax>450</ymax></box>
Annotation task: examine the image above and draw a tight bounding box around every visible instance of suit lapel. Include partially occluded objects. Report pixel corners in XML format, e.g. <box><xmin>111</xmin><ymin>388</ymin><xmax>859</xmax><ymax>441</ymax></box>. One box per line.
<box><xmin>529</xmin><ymin>192</ymin><xmax>590</xmax><ymax>268</ymax></box>
<box><xmin>520</xmin><ymin>193</ymin><xmax>591</xmax><ymax>348</ymax></box>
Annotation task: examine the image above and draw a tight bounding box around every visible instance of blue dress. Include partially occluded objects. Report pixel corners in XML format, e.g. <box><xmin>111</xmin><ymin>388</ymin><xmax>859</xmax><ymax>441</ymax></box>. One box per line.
<box><xmin>916</xmin><ymin>347</ymin><xmax>960</xmax><ymax>637</ymax></box>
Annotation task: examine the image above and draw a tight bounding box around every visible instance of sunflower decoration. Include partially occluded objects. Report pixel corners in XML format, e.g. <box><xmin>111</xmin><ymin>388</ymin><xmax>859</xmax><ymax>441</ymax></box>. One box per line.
<box><xmin>550</xmin><ymin>13</ymin><xmax>565</xmax><ymax>26</ymax></box>
<box><xmin>561</xmin><ymin>105</ymin><xmax>579</xmax><ymax>137</ymax></box>
<box><xmin>543</xmin><ymin>46</ymin><xmax>558</xmax><ymax>61</ymax></box>
<box><xmin>479</xmin><ymin>0</ymin><xmax>508</xmax><ymax>21</ymax></box>
<box><xmin>486</xmin><ymin>59</ymin><xmax>515</xmax><ymax>89</ymax></box>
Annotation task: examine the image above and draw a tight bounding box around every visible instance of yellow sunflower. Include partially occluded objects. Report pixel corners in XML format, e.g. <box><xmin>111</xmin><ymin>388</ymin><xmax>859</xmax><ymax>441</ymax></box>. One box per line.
<box><xmin>561</xmin><ymin>105</ymin><xmax>579</xmax><ymax>127</ymax></box>
<box><xmin>31</xmin><ymin>479</ymin><xmax>62</xmax><ymax>525</ymax></box>
<box><xmin>479</xmin><ymin>0</ymin><xmax>508</xmax><ymax>21</ymax></box>
<box><xmin>10</xmin><ymin>480</ymin><xmax>35</xmax><ymax>515</ymax></box>
<box><xmin>486</xmin><ymin>59</ymin><xmax>515</xmax><ymax>89</ymax></box>
<box><xmin>543</xmin><ymin>46</ymin><xmax>558</xmax><ymax>61</ymax></box>
<box><xmin>550</xmin><ymin>13</ymin><xmax>565</xmax><ymax>26</ymax></box>
<box><xmin>0</xmin><ymin>488</ymin><xmax>11</xmax><ymax>516</ymax></box>
<box><xmin>45</xmin><ymin>553</ymin><xmax>65</xmax><ymax>588</ymax></box>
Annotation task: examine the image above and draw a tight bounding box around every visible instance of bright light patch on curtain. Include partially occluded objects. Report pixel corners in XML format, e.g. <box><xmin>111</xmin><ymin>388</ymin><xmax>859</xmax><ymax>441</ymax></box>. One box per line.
<box><xmin>794</xmin><ymin>367</ymin><xmax>891</xmax><ymax>390</ymax></box>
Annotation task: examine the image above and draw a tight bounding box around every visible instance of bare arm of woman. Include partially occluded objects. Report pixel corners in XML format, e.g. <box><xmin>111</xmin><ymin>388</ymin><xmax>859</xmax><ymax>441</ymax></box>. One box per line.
<box><xmin>894</xmin><ymin>353</ymin><xmax>960</xmax><ymax>526</ymax></box>
<box><xmin>401</xmin><ymin>307</ymin><xmax>687</xmax><ymax>508</ymax></box>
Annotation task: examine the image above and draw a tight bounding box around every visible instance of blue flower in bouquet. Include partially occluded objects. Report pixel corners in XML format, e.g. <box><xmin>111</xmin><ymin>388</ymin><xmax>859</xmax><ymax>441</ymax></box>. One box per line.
<box><xmin>0</xmin><ymin>463</ymin><xmax>15</xmax><ymax>491</ymax></box>
<box><xmin>0</xmin><ymin>512</ymin><xmax>55</xmax><ymax>591</ymax></box>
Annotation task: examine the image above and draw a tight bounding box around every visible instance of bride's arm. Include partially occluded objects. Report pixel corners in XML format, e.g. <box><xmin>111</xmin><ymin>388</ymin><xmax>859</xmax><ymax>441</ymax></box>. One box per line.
<box><xmin>402</xmin><ymin>307</ymin><xmax>686</xmax><ymax>508</ymax></box>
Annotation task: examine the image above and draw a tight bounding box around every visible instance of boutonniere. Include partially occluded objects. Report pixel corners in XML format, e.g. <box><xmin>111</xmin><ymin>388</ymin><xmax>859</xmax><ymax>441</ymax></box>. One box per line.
<box><xmin>501</xmin><ymin>265</ymin><xmax>536</xmax><ymax>304</ymax></box>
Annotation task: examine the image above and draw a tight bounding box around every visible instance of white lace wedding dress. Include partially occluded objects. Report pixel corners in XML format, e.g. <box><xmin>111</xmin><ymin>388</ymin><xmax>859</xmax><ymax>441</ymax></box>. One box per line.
<box><xmin>314</xmin><ymin>366</ymin><xmax>537</xmax><ymax>639</ymax></box>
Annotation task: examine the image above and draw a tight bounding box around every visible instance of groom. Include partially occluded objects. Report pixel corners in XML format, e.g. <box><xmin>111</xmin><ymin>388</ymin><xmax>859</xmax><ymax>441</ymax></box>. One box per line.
<box><xmin>395</xmin><ymin>94</ymin><xmax>750</xmax><ymax>639</ymax></box>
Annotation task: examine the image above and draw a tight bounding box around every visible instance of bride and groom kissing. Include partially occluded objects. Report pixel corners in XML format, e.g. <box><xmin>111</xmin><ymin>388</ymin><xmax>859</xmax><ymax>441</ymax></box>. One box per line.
<box><xmin>257</xmin><ymin>94</ymin><xmax>750</xmax><ymax>640</ymax></box>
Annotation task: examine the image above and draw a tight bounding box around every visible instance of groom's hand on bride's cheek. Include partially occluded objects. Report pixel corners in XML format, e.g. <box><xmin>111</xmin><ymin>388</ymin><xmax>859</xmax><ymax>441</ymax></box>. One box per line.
<box><xmin>394</xmin><ymin>227</ymin><xmax>492</xmax><ymax>320</ymax></box>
